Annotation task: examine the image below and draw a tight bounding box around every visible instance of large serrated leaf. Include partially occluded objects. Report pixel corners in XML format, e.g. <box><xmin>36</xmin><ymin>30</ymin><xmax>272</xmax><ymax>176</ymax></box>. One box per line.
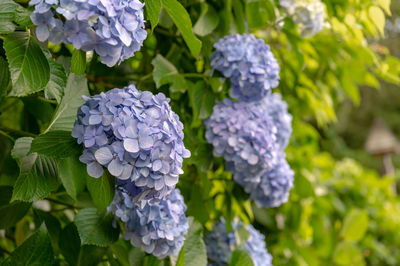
<box><xmin>4</xmin><ymin>31</ymin><xmax>50</xmax><ymax>96</ymax></box>
<box><xmin>42</xmin><ymin>48</ymin><xmax>66</xmax><ymax>103</ymax></box>
<box><xmin>86</xmin><ymin>172</ymin><xmax>115</xmax><ymax>211</ymax></box>
<box><xmin>161</xmin><ymin>0</ymin><xmax>202</xmax><ymax>57</ymax></box>
<box><xmin>59</xmin><ymin>156</ymin><xmax>87</xmax><ymax>201</ymax></box>
<box><xmin>1</xmin><ymin>224</ymin><xmax>54</xmax><ymax>266</ymax></box>
<box><xmin>0</xmin><ymin>0</ymin><xmax>18</xmax><ymax>34</ymax></box>
<box><xmin>30</xmin><ymin>131</ymin><xmax>81</xmax><ymax>159</ymax></box>
<box><xmin>176</xmin><ymin>218</ymin><xmax>207</xmax><ymax>266</ymax></box>
<box><xmin>45</xmin><ymin>73</ymin><xmax>89</xmax><ymax>132</ymax></box>
<box><xmin>74</xmin><ymin>208</ymin><xmax>120</xmax><ymax>247</ymax></box>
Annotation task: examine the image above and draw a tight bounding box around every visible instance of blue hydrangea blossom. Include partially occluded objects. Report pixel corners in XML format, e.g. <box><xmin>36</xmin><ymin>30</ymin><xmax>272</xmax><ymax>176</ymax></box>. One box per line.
<box><xmin>205</xmin><ymin>219</ymin><xmax>273</xmax><ymax>266</ymax></box>
<box><xmin>29</xmin><ymin>0</ymin><xmax>147</xmax><ymax>66</ymax></box>
<box><xmin>205</xmin><ymin>98</ymin><xmax>279</xmax><ymax>176</ymax></box>
<box><xmin>72</xmin><ymin>85</ymin><xmax>190</xmax><ymax>199</ymax></box>
<box><xmin>108</xmin><ymin>189</ymin><xmax>188</xmax><ymax>258</ymax></box>
<box><xmin>264</xmin><ymin>93</ymin><xmax>292</xmax><ymax>150</ymax></box>
<box><xmin>280</xmin><ymin>0</ymin><xmax>325</xmax><ymax>37</ymax></box>
<box><xmin>210</xmin><ymin>34</ymin><xmax>280</xmax><ymax>102</ymax></box>
<box><xmin>234</xmin><ymin>153</ymin><xmax>294</xmax><ymax>208</ymax></box>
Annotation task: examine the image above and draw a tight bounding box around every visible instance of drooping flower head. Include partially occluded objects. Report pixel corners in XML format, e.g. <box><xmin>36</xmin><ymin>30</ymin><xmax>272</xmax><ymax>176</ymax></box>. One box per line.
<box><xmin>204</xmin><ymin>219</ymin><xmax>273</xmax><ymax>266</ymax></box>
<box><xmin>204</xmin><ymin>98</ymin><xmax>279</xmax><ymax>176</ymax></box>
<box><xmin>107</xmin><ymin>189</ymin><xmax>188</xmax><ymax>258</ymax></box>
<box><xmin>234</xmin><ymin>153</ymin><xmax>294</xmax><ymax>208</ymax></box>
<box><xmin>280</xmin><ymin>0</ymin><xmax>325</xmax><ymax>37</ymax></box>
<box><xmin>263</xmin><ymin>93</ymin><xmax>292</xmax><ymax>150</ymax></box>
<box><xmin>72</xmin><ymin>85</ymin><xmax>190</xmax><ymax>200</ymax></box>
<box><xmin>210</xmin><ymin>34</ymin><xmax>280</xmax><ymax>102</ymax></box>
<box><xmin>29</xmin><ymin>0</ymin><xmax>147</xmax><ymax>66</ymax></box>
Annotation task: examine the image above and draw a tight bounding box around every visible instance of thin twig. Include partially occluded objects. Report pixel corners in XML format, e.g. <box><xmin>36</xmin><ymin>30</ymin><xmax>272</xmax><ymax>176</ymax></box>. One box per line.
<box><xmin>0</xmin><ymin>129</ymin><xmax>15</xmax><ymax>142</ymax></box>
<box><xmin>46</xmin><ymin>198</ymin><xmax>78</xmax><ymax>210</ymax></box>
<box><xmin>37</xmin><ymin>96</ymin><xmax>57</xmax><ymax>104</ymax></box>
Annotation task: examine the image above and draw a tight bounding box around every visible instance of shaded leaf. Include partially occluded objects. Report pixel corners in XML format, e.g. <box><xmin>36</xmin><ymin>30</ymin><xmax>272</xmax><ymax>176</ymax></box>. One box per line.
<box><xmin>86</xmin><ymin>172</ymin><xmax>114</xmax><ymax>211</ymax></box>
<box><xmin>42</xmin><ymin>48</ymin><xmax>66</xmax><ymax>103</ymax></box>
<box><xmin>31</xmin><ymin>131</ymin><xmax>81</xmax><ymax>159</ymax></box>
<box><xmin>4</xmin><ymin>31</ymin><xmax>50</xmax><ymax>96</ymax></box>
<box><xmin>46</xmin><ymin>74</ymin><xmax>89</xmax><ymax>132</ymax></box>
<box><xmin>0</xmin><ymin>186</ymin><xmax>31</xmax><ymax>229</ymax></box>
<box><xmin>151</xmin><ymin>54</ymin><xmax>187</xmax><ymax>93</ymax></box>
<box><xmin>59</xmin><ymin>156</ymin><xmax>87</xmax><ymax>201</ymax></box>
<box><xmin>193</xmin><ymin>4</ymin><xmax>219</xmax><ymax>37</ymax></box>
<box><xmin>71</xmin><ymin>49</ymin><xmax>86</xmax><ymax>75</ymax></box>
<box><xmin>74</xmin><ymin>208</ymin><xmax>120</xmax><ymax>247</ymax></box>
<box><xmin>145</xmin><ymin>0</ymin><xmax>162</xmax><ymax>31</ymax></box>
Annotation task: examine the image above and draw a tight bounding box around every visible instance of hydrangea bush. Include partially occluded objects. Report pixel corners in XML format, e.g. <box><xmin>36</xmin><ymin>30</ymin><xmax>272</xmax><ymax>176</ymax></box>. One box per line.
<box><xmin>30</xmin><ymin>0</ymin><xmax>147</xmax><ymax>66</ymax></box>
<box><xmin>1</xmin><ymin>0</ymin><xmax>397</xmax><ymax>265</ymax></box>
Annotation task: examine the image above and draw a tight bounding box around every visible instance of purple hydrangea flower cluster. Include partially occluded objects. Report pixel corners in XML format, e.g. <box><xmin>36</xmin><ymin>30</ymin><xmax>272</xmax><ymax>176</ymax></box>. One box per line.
<box><xmin>234</xmin><ymin>154</ymin><xmax>294</xmax><ymax>208</ymax></box>
<box><xmin>107</xmin><ymin>189</ymin><xmax>188</xmax><ymax>258</ymax></box>
<box><xmin>29</xmin><ymin>0</ymin><xmax>147</xmax><ymax>66</ymax></box>
<box><xmin>72</xmin><ymin>85</ymin><xmax>190</xmax><ymax>200</ymax></box>
<box><xmin>280</xmin><ymin>0</ymin><xmax>325</xmax><ymax>37</ymax></box>
<box><xmin>205</xmin><ymin>219</ymin><xmax>272</xmax><ymax>266</ymax></box>
<box><xmin>210</xmin><ymin>34</ymin><xmax>280</xmax><ymax>102</ymax></box>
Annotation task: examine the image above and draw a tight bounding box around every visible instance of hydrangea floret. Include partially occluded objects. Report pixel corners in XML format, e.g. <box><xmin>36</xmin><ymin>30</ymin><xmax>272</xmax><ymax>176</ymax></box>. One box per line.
<box><xmin>29</xmin><ymin>0</ymin><xmax>147</xmax><ymax>66</ymax></box>
<box><xmin>205</xmin><ymin>219</ymin><xmax>273</xmax><ymax>266</ymax></box>
<box><xmin>108</xmin><ymin>189</ymin><xmax>188</xmax><ymax>258</ymax></box>
<box><xmin>234</xmin><ymin>153</ymin><xmax>294</xmax><ymax>208</ymax></box>
<box><xmin>72</xmin><ymin>85</ymin><xmax>190</xmax><ymax>199</ymax></box>
<box><xmin>204</xmin><ymin>98</ymin><xmax>279</xmax><ymax>175</ymax></box>
<box><xmin>210</xmin><ymin>34</ymin><xmax>280</xmax><ymax>102</ymax></box>
<box><xmin>280</xmin><ymin>0</ymin><xmax>325</xmax><ymax>37</ymax></box>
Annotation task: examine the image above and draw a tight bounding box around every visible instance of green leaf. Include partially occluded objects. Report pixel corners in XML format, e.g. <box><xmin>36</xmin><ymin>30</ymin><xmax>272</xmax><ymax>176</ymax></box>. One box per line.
<box><xmin>377</xmin><ymin>0</ymin><xmax>391</xmax><ymax>15</ymax></box>
<box><xmin>229</xmin><ymin>249</ymin><xmax>254</xmax><ymax>266</ymax></box>
<box><xmin>59</xmin><ymin>156</ymin><xmax>87</xmax><ymax>201</ymax></box>
<box><xmin>46</xmin><ymin>74</ymin><xmax>89</xmax><ymax>132</ymax></box>
<box><xmin>0</xmin><ymin>57</ymin><xmax>10</xmax><ymax>103</ymax></box>
<box><xmin>11</xmin><ymin>137</ymin><xmax>59</xmax><ymax>202</ymax></box>
<box><xmin>1</xmin><ymin>224</ymin><xmax>54</xmax><ymax>266</ymax></box>
<box><xmin>189</xmin><ymin>80</ymin><xmax>215</xmax><ymax>120</ymax></box>
<box><xmin>245</xmin><ymin>0</ymin><xmax>272</xmax><ymax>29</ymax></box>
<box><xmin>74</xmin><ymin>208</ymin><xmax>120</xmax><ymax>247</ymax></box>
<box><xmin>86</xmin><ymin>172</ymin><xmax>114</xmax><ymax>211</ymax></box>
<box><xmin>161</xmin><ymin>0</ymin><xmax>202</xmax><ymax>57</ymax></box>
<box><xmin>145</xmin><ymin>0</ymin><xmax>162</xmax><ymax>31</ymax></box>
<box><xmin>4</xmin><ymin>31</ymin><xmax>50</xmax><ymax>96</ymax></box>
<box><xmin>110</xmin><ymin>242</ymin><xmax>130</xmax><ymax>266</ymax></box>
<box><xmin>0</xmin><ymin>0</ymin><xmax>17</xmax><ymax>34</ymax></box>
<box><xmin>71</xmin><ymin>49</ymin><xmax>86</xmax><ymax>75</ymax></box>
<box><xmin>193</xmin><ymin>4</ymin><xmax>219</xmax><ymax>37</ymax></box>
<box><xmin>187</xmin><ymin>186</ymin><xmax>209</xmax><ymax>224</ymax></box>
<box><xmin>176</xmin><ymin>218</ymin><xmax>207</xmax><ymax>266</ymax></box>
<box><xmin>0</xmin><ymin>186</ymin><xmax>31</xmax><ymax>229</ymax></box>
<box><xmin>14</xmin><ymin>5</ymin><xmax>33</xmax><ymax>27</ymax></box>
<box><xmin>59</xmin><ymin>223</ymin><xmax>107</xmax><ymax>266</ymax></box>
<box><xmin>151</xmin><ymin>54</ymin><xmax>187</xmax><ymax>93</ymax></box>
<box><xmin>33</xmin><ymin>210</ymin><xmax>62</xmax><ymax>253</ymax></box>
<box><xmin>341</xmin><ymin>209</ymin><xmax>369</xmax><ymax>242</ymax></box>
<box><xmin>12</xmin><ymin>155</ymin><xmax>59</xmax><ymax>202</ymax></box>
<box><xmin>369</xmin><ymin>6</ymin><xmax>385</xmax><ymax>36</ymax></box>
<box><xmin>333</xmin><ymin>242</ymin><xmax>364</xmax><ymax>265</ymax></box>
<box><xmin>129</xmin><ymin>248</ymin><xmax>146</xmax><ymax>266</ymax></box>
<box><xmin>42</xmin><ymin>48</ymin><xmax>66</xmax><ymax>103</ymax></box>
<box><xmin>30</xmin><ymin>131</ymin><xmax>81</xmax><ymax>159</ymax></box>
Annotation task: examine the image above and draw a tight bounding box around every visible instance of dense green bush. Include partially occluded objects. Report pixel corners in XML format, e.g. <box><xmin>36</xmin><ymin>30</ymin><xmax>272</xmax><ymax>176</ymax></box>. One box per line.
<box><xmin>1</xmin><ymin>0</ymin><xmax>400</xmax><ymax>265</ymax></box>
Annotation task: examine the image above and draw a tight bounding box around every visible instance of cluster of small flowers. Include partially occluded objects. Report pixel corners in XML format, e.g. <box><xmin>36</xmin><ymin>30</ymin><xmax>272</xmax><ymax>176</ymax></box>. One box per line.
<box><xmin>204</xmin><ymin>219</ymin><xmax>272</xmax><ymax>266</ymax></box>
<box><xmin>72</xmin><ymin>85</ymin><xmax>191</xmax><ymax>258</ymax></box>
<box><xmin>279</xmin><ymin>0</ymin><xmax>325</xmax><ymax>37</ymax></box>
<box><xmin>206</xmin><ymin>34</ymin><xmax>294</xmax><ymax>209</ymax></box>
<box><xmin>107</xmin><ymin>188</ymin><xmax>188</xmax><ymax>258</ymax></box>
<box><xmin>210</xmin><ymin>34</ymin><xmax>280</xmax><ymax>102</ymax></box>
<box><xmin>29</xmin><ymin>0</ymin><xmax>147</xmax><ymax>66</ymax></box>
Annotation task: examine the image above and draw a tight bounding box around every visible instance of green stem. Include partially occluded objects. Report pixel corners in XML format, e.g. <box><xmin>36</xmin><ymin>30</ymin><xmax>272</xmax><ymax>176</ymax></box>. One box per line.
<box><xmin>37</xmin><ymin>96</ymin><xmax>57</xmax><ymax>104</ymax></box>
<box><xmin>46</xmin><ymin>198</ymin><xmax>78</xmax><ymax>210</ymax></box>
<box><xmin>181</xmin><ymin>73</ymin><xmax>207</xmax><ymax>79</ymax></box>
<box><xmin>0</xmin><ymin>129</ymin><xmax>15</xmax><ymax>142</ymax></box>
